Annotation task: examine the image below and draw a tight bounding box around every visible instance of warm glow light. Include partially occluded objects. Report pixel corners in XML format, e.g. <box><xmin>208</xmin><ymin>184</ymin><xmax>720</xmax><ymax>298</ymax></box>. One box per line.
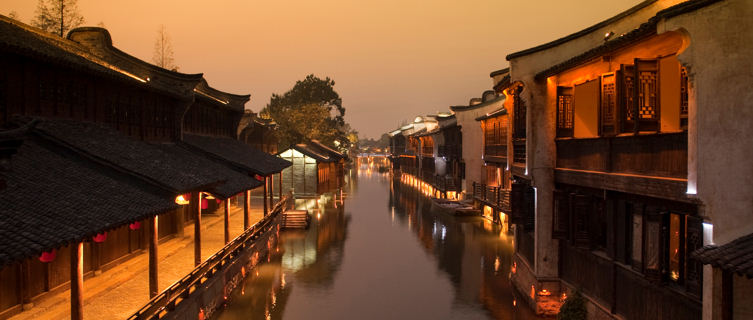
<box><xmin>175</xmin><ymin>194</ymin><xmax>190</xmax><ymax>205</ymax></box>
<box><xmin>530</xmin><ymin>285</ymin><xmax>536</xmax><ymax>299</ymax></box>
<box><xmin>539</xmin><ymin>289</ymin><xmax>551</xmax><ymax>296</ymax></box>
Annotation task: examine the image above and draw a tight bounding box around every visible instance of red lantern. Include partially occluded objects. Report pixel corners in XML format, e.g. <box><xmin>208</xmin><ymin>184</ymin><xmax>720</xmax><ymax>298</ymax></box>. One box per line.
<box><xmin>216</xmin><ymin>199</ymin><xmax>221</xmax><ymax>204</ymax></box>
<box><xmin>129</xmin><ymin>221</ymin><xmax>141</xmax><ymax>230</ymax></box>
<box><xmin>201</xmin><ymin>198</ymin><xmax>209</xmax><ymax>209</ymax></box>
<box><xmin>254</xmin><ymin>174</ymin><xmax>264</xmax><ymax>182</ymax></box>
<box><xmin>93</xmin><ymin>232</ymin><xmax>107</xmax><ymax>243</ymax></box>
<box><xmin>39</xmin><ymin>250</ymin><xmax>56</xmax><ymax>263</ymax></box>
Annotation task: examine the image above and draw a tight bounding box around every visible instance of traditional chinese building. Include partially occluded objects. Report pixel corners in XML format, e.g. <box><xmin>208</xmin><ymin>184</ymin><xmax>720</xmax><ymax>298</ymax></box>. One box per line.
<box><xmin>278</xmin><ymin>140</ymin><xmax>346</xmax><ymax>196</ymax></box>
<box><xmin>238</xmin><ymin>110</ymin><xmax>279</xmax><ymax>155</ymax></box>
<box><xmin>501</xmin><ymin>0</ymin><xmax>753</xmax><ymax>319</ymax></box>
<box><xmin>473</xmin><ymin>105</ymin><xmax>511</xmax><ymax>225</ymax></box>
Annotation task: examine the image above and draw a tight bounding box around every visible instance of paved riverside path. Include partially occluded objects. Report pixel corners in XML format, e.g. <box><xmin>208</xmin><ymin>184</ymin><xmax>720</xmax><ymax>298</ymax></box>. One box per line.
<box><xmin>9</xmin><ymin>195</ymin><xmax>271</xmax><ymax>320</ymax></box>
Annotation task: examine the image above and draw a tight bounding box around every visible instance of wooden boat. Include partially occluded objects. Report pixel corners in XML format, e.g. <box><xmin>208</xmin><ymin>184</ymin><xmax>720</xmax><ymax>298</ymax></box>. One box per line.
<box><xmin>430</xmin><ymin>198</ymin><xmax>481</xmax><ymax>216</ymax></box>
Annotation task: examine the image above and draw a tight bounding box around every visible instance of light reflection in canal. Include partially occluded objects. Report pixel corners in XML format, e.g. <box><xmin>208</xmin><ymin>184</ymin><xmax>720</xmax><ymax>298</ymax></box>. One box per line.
<box><xmin>218</xmin><ymin>163</ymin><xmax>542</xmax><ymax>320</ymax></box>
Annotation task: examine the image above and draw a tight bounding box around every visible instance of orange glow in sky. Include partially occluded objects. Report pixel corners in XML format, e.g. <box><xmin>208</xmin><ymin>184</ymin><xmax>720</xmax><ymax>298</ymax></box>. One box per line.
<box><xmin>4</xmin><ymin>0</ymin><xmax>642</xmax><ymax>138</ymax></box>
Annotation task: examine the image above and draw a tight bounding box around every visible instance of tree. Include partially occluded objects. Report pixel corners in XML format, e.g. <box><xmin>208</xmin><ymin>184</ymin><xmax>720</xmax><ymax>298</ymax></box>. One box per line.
<box><xmin>152</xmin><ymin>25</ymin><xmax>178</xmax><ymax>71</ymax></box>
<box><xmin>263</xmin><ymin>75</ymin><xmax>349</xmax><ymax>149</ymax></box>
<box><xmin>32</xmin><ymin>0</ymin><xmax>84</xmax><ymax>37</ymax></box>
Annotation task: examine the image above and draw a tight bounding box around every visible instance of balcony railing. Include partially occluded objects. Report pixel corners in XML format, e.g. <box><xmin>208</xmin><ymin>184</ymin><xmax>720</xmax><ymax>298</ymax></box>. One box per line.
<box><xmin>472</xmin><ymin>182</ymin><xmax>511</xmax><ymax>212</ymax></box>
<box><xmin>513</xmin><ymin>140</ymin><xmax>526</xmax><ymax>164</ymax></box>
<box><xmin>556</xmin><ymin>132</ymin><xmax>687</xmax><ymax>179</ymax></box>
<box><xmin>484</xmin><ymin>144</ymin><xmax>507</xmax><ymax>159</ymax></box>
<box><xmin>432</xmin><ymin>175</ymin><xmax>461</xmax><ymax>193</ymax></box>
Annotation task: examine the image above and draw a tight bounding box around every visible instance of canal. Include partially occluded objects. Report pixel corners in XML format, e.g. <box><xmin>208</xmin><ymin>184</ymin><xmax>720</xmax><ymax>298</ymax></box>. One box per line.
<box><xmin>218</xmin><ymin>165</ymin><xmax>541</xmax><ymax>320</ymax></box>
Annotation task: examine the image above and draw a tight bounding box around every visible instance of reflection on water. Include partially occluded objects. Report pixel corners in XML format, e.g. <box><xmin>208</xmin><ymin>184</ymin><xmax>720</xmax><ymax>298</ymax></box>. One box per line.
<box><xmin>219</xmin><ymin>162</ymin><xmax>541</xmax><ymax>320</ymax></box>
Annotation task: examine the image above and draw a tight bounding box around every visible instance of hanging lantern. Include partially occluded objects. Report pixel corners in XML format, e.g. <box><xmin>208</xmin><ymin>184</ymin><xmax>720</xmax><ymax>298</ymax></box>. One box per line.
<box><xmin>204</xmin><ymin>193</ymin><xmax>215</xmax><ymax>200</ymax></box>
<box><xmin>93</xmin><ymin>232</ymin><xmax>107</xmax><ymax>243</ymax></box>
<box><xmin>39</xmin><ymin>249</ymin><xmax>56</xmax><ymax>263</ymax></box>
<box><xmin>254</xmin><ymin>174</ymin><xmax>264</xmax><ymax>182</ymax></box>
<box><xmin>201</xmin><ymin>198</ymin><xmax>209</xmax><ymax>209</ymax></box>
<box><xmin>216</xmin><ymin>199</ymin><xmax>221</xmax><ymax>204</ymax></box>
<box><xmin>175</xmin><ymin>194</ymin><xmax>190</xmax><ymax>205</ymax></box>
<box><xmin>129</xmin><ymin>221</ymin><xmax>141</xmax><ymax>230</ymax></box>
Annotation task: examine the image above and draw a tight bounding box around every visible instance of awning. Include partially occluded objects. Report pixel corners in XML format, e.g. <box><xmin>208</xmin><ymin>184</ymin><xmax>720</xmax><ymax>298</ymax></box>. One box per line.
<box><xmin>693</xmin><ymin>233</ymin><xmax>753</xmax><ymax>278</ymax></box>
<box><xmin>181</xmin><ymin>133</ymin><xmax>291</xmax><ymax>176</ymax></box>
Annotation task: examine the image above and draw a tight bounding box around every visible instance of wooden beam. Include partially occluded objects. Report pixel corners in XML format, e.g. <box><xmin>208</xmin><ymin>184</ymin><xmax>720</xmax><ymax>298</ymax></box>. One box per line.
<box><xmin>149</xmin><ymin>215</ymin><xmax>158</xmax><ymax>298</ymax></box>
<box><xmin>223</xmin><ymin>199</ymin><xmax>230</xmax><ymax>244</ymax></box>
<box><xmin>70</xmin><ymin>242</ymin><xmax>83</xmax><ymax>320</ymax></box>
<box><xmin>193</xmin><ymin>192</ymin><xmax>202</xmax><ymax>266</ymax></box>
<box><xmin>243</xmin><ymin>190</ymin><xmax>250</xmax><ymax>229</ymax></box>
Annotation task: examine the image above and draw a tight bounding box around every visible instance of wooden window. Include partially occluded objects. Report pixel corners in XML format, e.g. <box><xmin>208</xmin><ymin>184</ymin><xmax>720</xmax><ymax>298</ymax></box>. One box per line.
<box><xmin>552</xmin><ymin>189</ymin><xmax>570</xmax><ymax>239</ymax></box>
<box><xmin>557</xmin><ymin>86</ymin><xmax>574</xmax><ymax>137</ymax></box>
<box><xmin>512</xmin><ymin>86</ymin><xmax>526</xmax><ymax>139</ymax></box>
<box><xmin>680</xmin><ymin>67</ymin><xmax>689</xmax><ymax>129</ymax></box>
<box><xmin>572</xmin><ymin>194</ymin><xmax>591</xmax><ymax>248</ymax></box>
<box><xmin>620</xmin><ymin>64</ymin><xmax>636</xmax><ymax>133</ymax></box>
<box><xmin>635</xmin><ymin>59</ymin><xmax>660</xmax><ymax>131</ymax></box>
<box><xmin>601</xmin><ymin>73</ymin><xmax>618</xmax><ymax>136</ymax></box>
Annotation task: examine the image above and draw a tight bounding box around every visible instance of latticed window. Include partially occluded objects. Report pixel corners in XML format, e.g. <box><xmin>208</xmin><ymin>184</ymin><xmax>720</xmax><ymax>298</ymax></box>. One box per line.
<box><xmin>601</xmin><ymin>73</ymin><xmax>617</xmax><ymax>136</ymax></box>
<box><xmin>635</xmin><ymin>59</ymin><xmax>659</xmax><ymax>131</ymax></box>
<box><xmin>621</xmin><ymin>64</ymin><xmax>636</xmax><ymax>133</ymax></box>
<box><xmin>680</xmin><ymin>67</ymin><xmax>689</xmax><ymax>129</ymax></box>
<box><xmin>557</xmin><ymin>86</ymin><xmax>573</xmax><ymax>137</ymax></box>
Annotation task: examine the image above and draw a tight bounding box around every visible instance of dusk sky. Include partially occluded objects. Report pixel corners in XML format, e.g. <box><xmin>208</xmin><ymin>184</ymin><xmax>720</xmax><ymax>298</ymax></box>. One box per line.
<box><xmin>5</xmin><ymin>0</ymin><xmax>641</xmax><ymax>139</ymax></box>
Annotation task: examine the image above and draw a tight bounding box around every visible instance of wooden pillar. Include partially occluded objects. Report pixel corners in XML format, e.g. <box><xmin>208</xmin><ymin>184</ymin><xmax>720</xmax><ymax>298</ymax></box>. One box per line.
<box><xmin>149</xmin><ymin>215</ymin><xmax>158</xmax><ymax>298</ymax></box>
<box><xmin>20</xmin><ymin>260</ymin><xmax>32</xmax><ymax>310</ymax></box>
<box><xmin>193</xmin><ymin>192</ymin><xmax>202</xmax><ymax>266</ymax></box>
<box><xmin>263</xmin><ymin>176</ymin><xmax>269</xmax><ymax>216</ymax></box>
<box><xmin>270</xmin><ymin>174</ymin><xmax>275</xmax><ymax>204</ymax></box>
<box><xmin>223</xmin><ymin>199</ymin><xmax>230</xmax><ymax>244</ymax></box>
<box><xmin>70</xmin><ymin>242</ymin><xmax>84</xmax><ymax>320</ymax></box>
<box><xmin>243</xmin><ymin>190</ymin><xmax>250</xmax><ymax>229</ymax></box>
<box><xmin>279</xmin><ymin>171</ymin><xmax>283</xmax><ymax>202</ymax></box>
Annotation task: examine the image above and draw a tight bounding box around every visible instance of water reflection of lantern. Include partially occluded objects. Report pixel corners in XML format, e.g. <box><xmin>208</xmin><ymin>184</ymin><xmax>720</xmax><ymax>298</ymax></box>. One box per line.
<box><xmin>93</xmin><ymin>232</ymin><xmax>107</xmax><ymax>243</ymax></box>
<box><xmin>129</xmin><ymin>221</ymin><xmax>141</xmax><ymax>230</ymax></box>
<box><xmin>39</xmin><ymin>249</ymin><xmax>56</xmax><ymax>263</ymax></box>
<box><xmin>175</xmin><ymin>194</ymin><xmax>190</xmax><ymax>205</ymax></box>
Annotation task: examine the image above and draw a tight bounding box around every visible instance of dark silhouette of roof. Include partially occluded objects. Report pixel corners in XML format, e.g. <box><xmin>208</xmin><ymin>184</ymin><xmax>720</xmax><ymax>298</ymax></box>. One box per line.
<box><xmin>0</xmin><ymin>132</ymin><xmax>178</xmax><ymax>267</ymax></box>
<box><xmin>694</xmin><ymin>233</ymin><xmax>753</xmax><ymax>278</ymax></box>
<box><xmin>181</xmin><ymin>133</ymin><xmax>291</xmax><ymax>176</ymax></box>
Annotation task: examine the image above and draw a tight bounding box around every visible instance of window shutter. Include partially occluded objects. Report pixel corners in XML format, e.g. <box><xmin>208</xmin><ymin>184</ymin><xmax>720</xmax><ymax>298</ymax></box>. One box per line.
<box><xmin>572</xmin><ymin>194</ymin><xmax>591</xmax><ymax>248</ymax></box>
<box><xmin>556</xmin><ymin>86</ymin><xmax>574</xmax><ymax>137</ymax></box>
<box><xmin>524</xmin><ymin>186</ymin><xmax>535</xmax><ymax>231</ymax></box>
<box><xmin>619</xmin><ymin>64</ymin><xmax>636</xmax><ymax>133</ymax></box>
<box><xmin>601</xmin><ymin>73</ymin><xmax>618</xmax><ymax>136</ymax></box>
<box><xmin>510</xmin><ymin>182</ymin><xmax>525</xmax><ymax>224</ymax></box>
<box><xmin>552</xmin><ymin>190</ymin><xmax>571</xmax><ymax>239</ymax></box>
<box><xmin>685</xmin><ymin>215</ymin><xmax>703</xmax><ymax>297</ymax></box>
<box><xmin>635</xmin><ymin>59</ymin><xmax>660</xmax><ymax>132</ymax></box>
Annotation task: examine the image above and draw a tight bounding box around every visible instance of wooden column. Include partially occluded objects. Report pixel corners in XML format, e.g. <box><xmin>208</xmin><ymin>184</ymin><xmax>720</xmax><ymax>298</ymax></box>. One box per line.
<box><xmin>243</xmin><ymin>190</ymin><xmax>250</xmax><ymax>229</ymax></box>
<box><xmin>193</xmin><ymin>192</ymin><xmax>202</xmax><ymax>266</ymax></box>
<box><xmin>263</xmin><ymin>176</ymin><xmax>269</xmax><ymax>216</ymax></box>
<box><xmin>223</xmin><ymin>199</ymin><xmax>230</xmax><ymax>244</ymax></box>
<box><xmin>279</xmin><ymin>171</ymin><xmax>283</xmax><ymax>202</ymax></box>
<box><xmin>149</xmin><ymin>215</ymin><xmax>158</xmax><ymax>298</ymax></box>
<box><xmin>20</xmin><ymin>260</ymin><xmax>32</xmax><ymax>310</ymax></box>
<box><xmin>270</xmin><ymin>174</ymin><xmax>275</xmax><ymax>204</ymax></box>
<box><xmin>70</xmin><ymin>242</ymin><xmax>84</xmax><ymax>320</ymax></box>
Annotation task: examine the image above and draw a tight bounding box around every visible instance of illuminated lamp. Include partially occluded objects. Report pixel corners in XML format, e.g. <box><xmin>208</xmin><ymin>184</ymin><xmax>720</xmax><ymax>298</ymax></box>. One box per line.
<box><xmin>129</xmin><ymin>221</ymin><xmax>141</xmax><ymax>230</ymax></box>
<box><xmin>201</xmin><ymin>198</ymin><xmax>209</xmax><ymax>209</ymax></box>
<box><xmin>539</xmin><ymin>289</ymin><xmax>551</xmax><ymax>296</ymax></box>
<box><xmin>204</xmin><ymin>194</ymin><xmax>215</xmax><ymax>200</ymax></box>
<box><xmin>93</xmin><ymin>232</ymin><xmax>107</xmax><ymax>243</ymax></box>
<box><xmin>39</xmin><ymin>249</ymin><xmax>56</xmax><ymax>263</ymax></box>
<box><xmin>175</xmin><ymin>194</ymin><xmax>190</xmax><ymax>205</ymax></box>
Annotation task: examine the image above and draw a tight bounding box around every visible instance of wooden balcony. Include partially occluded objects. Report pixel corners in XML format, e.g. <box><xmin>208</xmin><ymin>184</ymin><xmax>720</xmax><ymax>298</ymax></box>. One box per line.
<box><xmin>484</xmin><ymin>144</ymin><xmax>507</xmax><ymax>162</ymax></box>
<box><xmin>556</xmin><ymin>132</ymin><xmax>687</xmax><ymax>179</ymax></box>
<box><xmin>431</xmin><ymin>175</ymin><xmax>461</xmax><ymax>193</ymax></box>
<box><xmin>472</xmin><ymin>182</ymin><xmax>511</xmax><ymax>212</ymax></box>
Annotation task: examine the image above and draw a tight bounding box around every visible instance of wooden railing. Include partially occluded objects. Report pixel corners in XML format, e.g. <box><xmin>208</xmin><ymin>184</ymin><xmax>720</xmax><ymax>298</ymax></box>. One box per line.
<box><xmin>127</xmin><ymin>195</ymin><xmax>291</xmax><ymax>320</ymax></box>
<box><xmin>432</xmin><ymin>175</ymin><xmax>460</xmax><ymax>193</ymax></box>
<box><xmin>513</xmin><ymin>140</ymin><xmax>526</xmax><ymax>164</ymax></box>
<box><xmin>484</xmin><ymin>144</ymin><xmax>507</xmax><ymax>158</ymax></box>
<box><xmin>472</xmin><ymin>182</ymin><xmax>510</xmax><ymax>212</ymax></box>
<box><xmin>556</xmin><ymin>132</ymin><xmax>687</xmax><ymax>179</ymax></box>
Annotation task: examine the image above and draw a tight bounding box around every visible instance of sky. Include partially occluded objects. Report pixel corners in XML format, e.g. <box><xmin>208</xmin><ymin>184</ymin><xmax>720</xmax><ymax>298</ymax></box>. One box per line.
<box><xmin>4</xmin><ymin>0</ymin><xmax>642</xmax><ymax>139</ymax></box>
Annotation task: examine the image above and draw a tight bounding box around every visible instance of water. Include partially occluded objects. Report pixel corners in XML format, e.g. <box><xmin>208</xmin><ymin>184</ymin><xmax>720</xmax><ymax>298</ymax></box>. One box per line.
<box><xmin>218</xmin><ymin>167</ymin><xmax>541</xmax><ymax>320</ymax></box>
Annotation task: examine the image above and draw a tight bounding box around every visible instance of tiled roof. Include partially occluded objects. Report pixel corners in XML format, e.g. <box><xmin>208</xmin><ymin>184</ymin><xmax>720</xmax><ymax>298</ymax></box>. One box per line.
<box><xmin>290</xmin><ymin>144</ymin><xmax>334</xmax><ymax>163</ymax></box>
<box><xmin>475</xmin><ymin>107</ymin><xmax>508</xmax><ymax>121</ymax></box>
<box><xmin>29</xmin><ymin>118</ymin><xmax>222</xmax><ymax>193</ymax></box>
<box><xmin>154</xmin><ymin>143</ymin><xmax>262</xmax><ymax>199</ymax></box>
<box><xmin>450</xmin><ymin>95</ymin><xmax>504</xmax><ymax>112</ymax></box>
<box><xmin>0</xmin><ymin>134</ymin><xmax>178</xmax><ymax>267</ymax></box>
<box><xmin>193</xmin><ymin>78</ymin><xmax>250</xmax><ymax>112</ymax></box>
<box><xmin>534</xmin><ymin>0</ymin><xmax>724</xmax><ymax>81</ymax></box>
<box><xmin>182</xmin><ymin>134</ymin><xmax>291</xmax><ymax>176</ymax></box>
<box><xmin>693</xmin><ymin>233</ymin><xmax>753</xmax><ymax>278</ymax></box>
<box><xmin>309</xmin><ymin>140</ymin><xmax>346</xmax><ymax>160</ymax></box>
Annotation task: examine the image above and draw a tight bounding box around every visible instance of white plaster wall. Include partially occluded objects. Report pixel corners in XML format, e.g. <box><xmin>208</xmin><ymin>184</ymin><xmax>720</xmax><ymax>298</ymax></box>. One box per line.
<box><xmin>455</xmin><ymin>99</ymin><xmax>504</xmax><ymax>195</ymax></box>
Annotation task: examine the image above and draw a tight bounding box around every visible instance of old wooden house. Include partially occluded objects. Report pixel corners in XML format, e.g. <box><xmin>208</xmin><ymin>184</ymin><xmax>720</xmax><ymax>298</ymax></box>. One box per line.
<box><xmin>277</xmin><ymin>140</ymin><xmax>346</xmax><ymax>196</ymax></box>
<box><xmin>473</xmin><ymin>105</ymin><xmax>511</xmax><ymax>225</ymax></box>
<box><xmin>238</xmin><ymin>111</ymin><xmax>279</xmax><ymax>155</ymax></box>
